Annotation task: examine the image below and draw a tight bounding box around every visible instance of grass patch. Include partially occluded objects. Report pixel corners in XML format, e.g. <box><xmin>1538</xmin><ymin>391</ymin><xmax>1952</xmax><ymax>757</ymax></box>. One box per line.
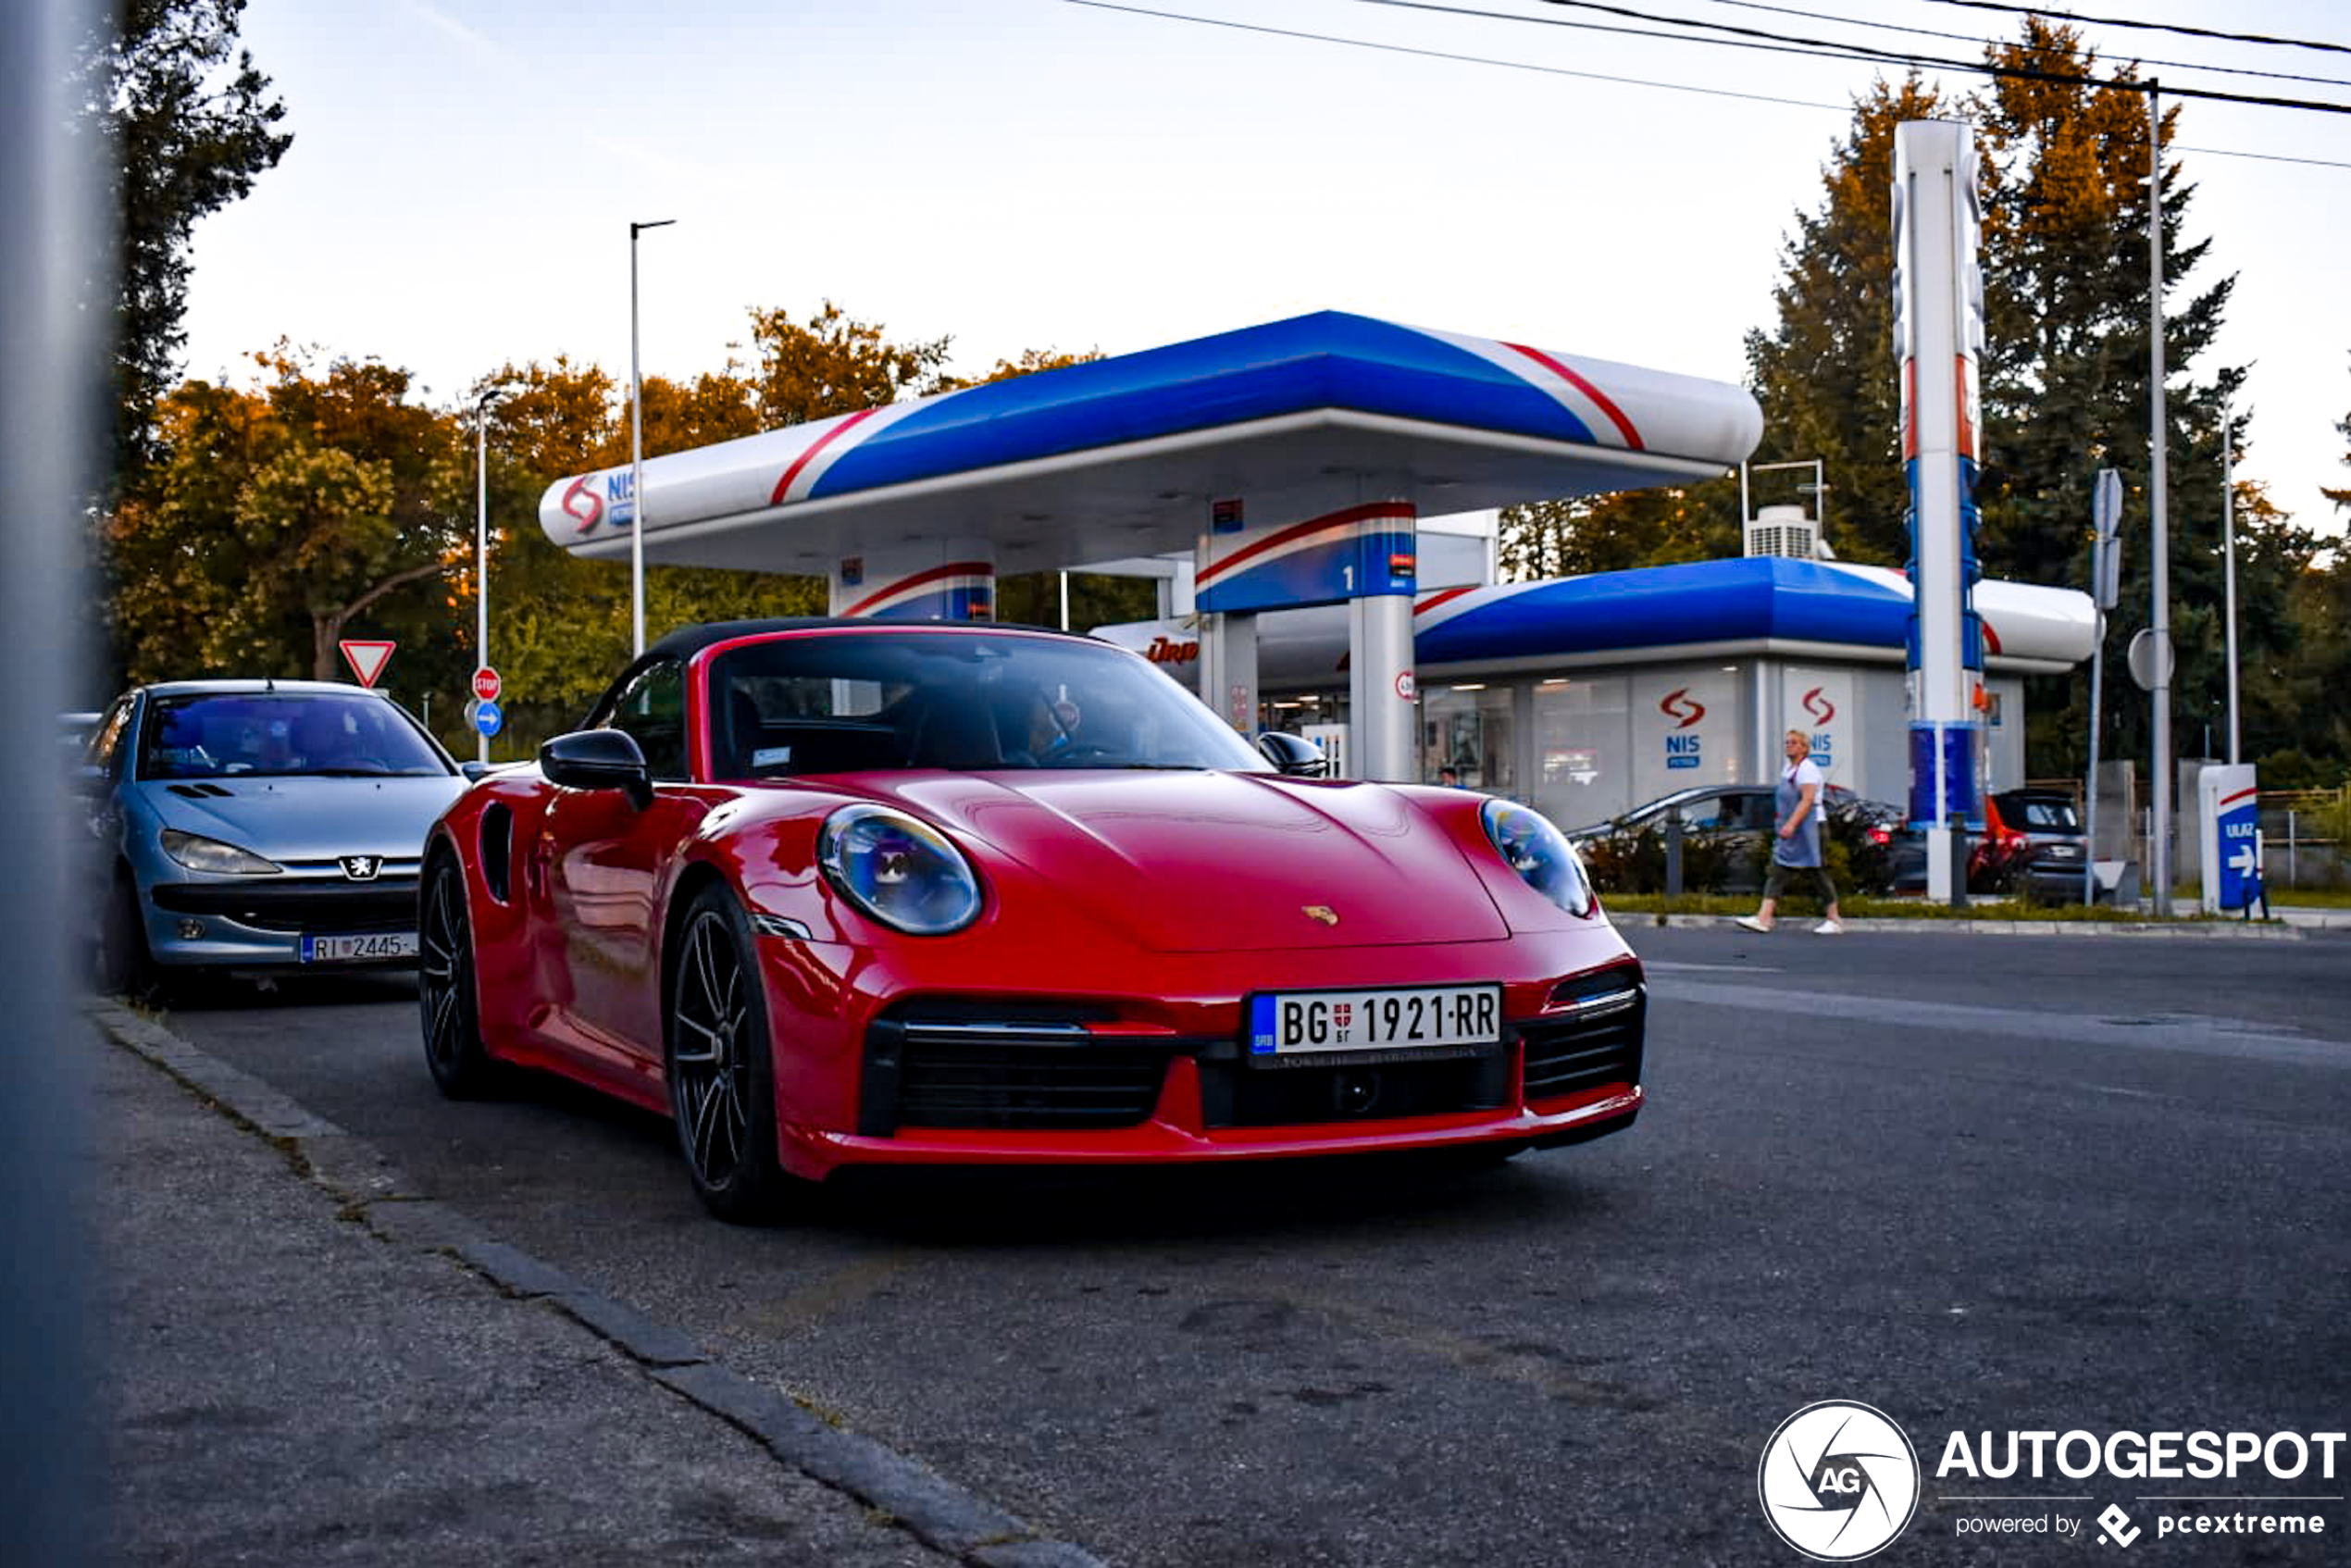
<box><xmin>2259</xmin><ymin>884</ymin><xmax>2351</xmax><ymax>908</ymax></box>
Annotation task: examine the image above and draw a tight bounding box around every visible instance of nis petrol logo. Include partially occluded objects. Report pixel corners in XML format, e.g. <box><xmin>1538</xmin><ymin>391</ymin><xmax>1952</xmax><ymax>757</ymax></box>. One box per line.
<box><xmin>1661</xmin><ymin>688</ymin><xmax>1705</xmax><ymax>770</ymax></box>
<box><xmin>561</xmin><ymin>471</ymin><xmax>635</xmax><ymax>534</ymax></box>
<box><xmin>1802</xmin><ymin>687</ymin><xmax>1836</xmax><ymax>726</ymax></box>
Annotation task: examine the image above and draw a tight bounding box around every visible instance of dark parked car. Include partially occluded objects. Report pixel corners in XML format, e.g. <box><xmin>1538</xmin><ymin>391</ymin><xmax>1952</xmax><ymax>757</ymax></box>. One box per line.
<box><xmin>1989</xmin><ymin>789</ymin><xmax>2089</xmax><ymax>901</ymax></box>
<box><xmin>1885</xmin><ymin>789</ymin><xmax>2089</xmax><ymax>902</ymax></box>
<box><xmin>1569</xmin><ymin>783</ymin><xmax>1901</xmax><ymax>896</ymax></box>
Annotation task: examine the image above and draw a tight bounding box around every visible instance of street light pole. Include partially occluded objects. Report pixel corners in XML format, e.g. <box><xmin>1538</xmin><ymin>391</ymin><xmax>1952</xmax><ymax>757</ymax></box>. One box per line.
<box><xmin>628</xmin><ymin>218</ymin><xmax>675</xmax><ymax>657</ymax></box>
<box><xmin>2221</xmin><ymin>395</ymin><xmax>2240</xmax><ymax>766</ymax></box>
<box><xmin>475</xmin><ymin>387</ymin><xmax>503</xmax><ymax>765</ymax></box>
<box><xmin>2146</xmin><ymin>82</ymin><xmax>2173</xmax><ymax>916</ymax></box>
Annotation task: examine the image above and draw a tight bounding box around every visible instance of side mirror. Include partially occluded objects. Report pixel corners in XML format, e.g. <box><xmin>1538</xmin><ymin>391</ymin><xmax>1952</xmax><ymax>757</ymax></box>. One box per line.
<box><xmin>540</xmin><ymin>729</ymin><xmax>653</xmax><ymax>810</ymax></box>
<box><xmin>458</xmin><ymin>760</ymin><xmax>490</xmax><ymax>783</ymax></box>
<box><xmin>1254</xmin><ymin>731</ymin><xmax>1327</xmax><ymax>778</ymax></box>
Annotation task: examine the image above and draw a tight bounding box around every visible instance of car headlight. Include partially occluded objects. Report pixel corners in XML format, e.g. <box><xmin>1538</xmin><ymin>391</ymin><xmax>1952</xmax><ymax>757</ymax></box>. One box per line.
<box><xmin>815</xmin><ymin>805</ymin><xmax>983</xmax><ymax>936</ymax></box>
<box><xmin>158</xmin><ymin>828</ymin><xmax>281</xmax><ymax>876</ymax></box>
<box><xmin>1479</xmin><ymin>799</ymin><xmax>1594</xmax><ymax>917</ymax></box>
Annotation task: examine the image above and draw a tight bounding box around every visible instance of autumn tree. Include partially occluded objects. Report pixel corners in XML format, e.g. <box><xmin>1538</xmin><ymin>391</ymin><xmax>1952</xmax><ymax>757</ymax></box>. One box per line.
<box><xmin>462</xmin><ymin>310</ymin><xmax>1110</xmax><ymax>753</ymax></box>
<box><xmin>106</xmin><ymin>349</ymin><xmax>470</xmax><ymax>690</ymax></box>
<box><xmin>75</xmin><ymin>0</ymin><xmax>291</xmax><ymax>484</ymax></box>
<box><xmin>1498</xmin><ymin>479</ymin><xmax>1742</xmax><ymax>581</ymax></box>
<box><xmin>1676</xmin><ymin>20</ymin><xmax>2325</xmax><ymax>778</ymax></box>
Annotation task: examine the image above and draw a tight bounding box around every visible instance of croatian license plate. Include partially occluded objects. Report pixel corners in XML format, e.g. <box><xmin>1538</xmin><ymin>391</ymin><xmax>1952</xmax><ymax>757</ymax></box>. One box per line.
<box><xmin>301</xmin><ymin>931</ymin><xmax>418</xmax><ymax>963</ymax></box>
<box><xmin>1249</xmin><ymin>984</ymin><xmax>1501</xmax><ymax>1058</ymax></box>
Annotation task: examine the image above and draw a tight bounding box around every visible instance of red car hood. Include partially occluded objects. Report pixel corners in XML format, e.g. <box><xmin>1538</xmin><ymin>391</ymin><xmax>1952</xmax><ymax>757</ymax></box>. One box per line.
<box><xmin>864</xmin><ymin>770</ymin><xmax>1511</xmax><ymax>952</ymax></box>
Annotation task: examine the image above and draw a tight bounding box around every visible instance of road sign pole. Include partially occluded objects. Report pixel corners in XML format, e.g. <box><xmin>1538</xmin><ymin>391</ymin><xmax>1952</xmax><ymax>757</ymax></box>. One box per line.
<box><xmin>2084</xmin><ymin>619</ymin><xmax>2103</xmax><ymax>907</ymax></box>
<box><xmin>2085</xmin><ymin>468</ymin><xmax>2121</xmax><ymax>907</ymax></box>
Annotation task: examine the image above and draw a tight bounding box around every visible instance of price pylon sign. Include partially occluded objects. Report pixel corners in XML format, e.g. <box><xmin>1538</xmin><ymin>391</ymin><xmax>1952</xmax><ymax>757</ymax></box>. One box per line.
<box><xmin>340</xmin><ymin>640</ymin><xmax>395</xmax><ymax>689</ymax></box>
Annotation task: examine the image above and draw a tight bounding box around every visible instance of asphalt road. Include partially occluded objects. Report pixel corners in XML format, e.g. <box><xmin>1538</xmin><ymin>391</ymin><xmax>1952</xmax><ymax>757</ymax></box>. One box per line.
<box><xmin>149</xmin><ymin>927</ymin><xmax>2351</xmax><ymax>1566</ymax></box>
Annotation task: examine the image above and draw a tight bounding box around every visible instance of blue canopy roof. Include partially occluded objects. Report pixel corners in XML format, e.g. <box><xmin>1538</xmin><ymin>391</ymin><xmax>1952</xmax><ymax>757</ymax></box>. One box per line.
<box><xmin>541</xmin><ymin>310</ymin><xmax>1762</xmax><ymax>575</ymax></box>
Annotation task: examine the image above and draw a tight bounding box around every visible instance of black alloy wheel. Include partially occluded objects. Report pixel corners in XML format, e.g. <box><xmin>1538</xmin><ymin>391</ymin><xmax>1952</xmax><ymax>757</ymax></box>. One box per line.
<box><xmin>667</xmin><ymin>885</ymin><xmax>797</xmax><ymax>1224</ymax></box>
<box><xmin>419</xmin><ymin>851</ymin><xmax>502</xmax><ymax>1097</ymax></box>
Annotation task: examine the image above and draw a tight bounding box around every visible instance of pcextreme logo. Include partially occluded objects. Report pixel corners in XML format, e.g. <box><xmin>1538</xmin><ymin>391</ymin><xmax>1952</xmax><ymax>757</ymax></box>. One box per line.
<box><xmin>1802</xmin><ymin>686</ymin><xmax>1836</xmax><ymax>726</ymax></box>
<box><xmin>1759</xmin><ymin>1400</ymin><xmax>1922</xmax><ymax>1561</ymax></box>
<box><xmin>1660</xmin><ymin>688</ymin><xmax>1707</xmax><ymax>729</ymax></box>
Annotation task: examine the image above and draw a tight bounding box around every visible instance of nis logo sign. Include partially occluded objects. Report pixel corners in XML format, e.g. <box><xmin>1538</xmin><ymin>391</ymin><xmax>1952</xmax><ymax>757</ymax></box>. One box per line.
<box><xmin>560</xmin><ymin>471</ymin><xmax>636</xmax><ymax>534</ymax></box>
<box><xmin>1661</xmin><ymin>687</ymin><xmax>1706</xmax><ymax>771</ymax></box>
<box><xmin>1800</xmin><ymin>686</ymin><xmax>1837</xmax><ymax>765</ymax></box>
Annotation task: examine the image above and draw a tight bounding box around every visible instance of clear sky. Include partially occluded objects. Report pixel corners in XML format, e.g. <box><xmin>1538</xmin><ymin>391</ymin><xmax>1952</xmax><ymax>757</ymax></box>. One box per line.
<box><xmin>178</xmin><ymin>0</ymin><xmax>2351</xmax><ymax>545</ymax></box>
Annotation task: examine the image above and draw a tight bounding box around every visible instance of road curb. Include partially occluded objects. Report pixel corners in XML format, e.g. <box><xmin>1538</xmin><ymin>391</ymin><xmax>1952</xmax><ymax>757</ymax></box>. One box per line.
<box><xmin>88</xmin><ymin>998</ymin><xmax>1110</xmax><ymax>1568</ymax></box>
<box><xmin>1642</xmin><ymin>912</ymin><xmax>2303</xmax><ymax>938</ymax></box>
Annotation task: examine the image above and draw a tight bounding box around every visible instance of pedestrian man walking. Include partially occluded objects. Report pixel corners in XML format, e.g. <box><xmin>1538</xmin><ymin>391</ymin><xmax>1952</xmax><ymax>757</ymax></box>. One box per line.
<box><xmin>1736</xmin><ymin>729</ymin><xmax>1844</xmax><ymax>935</ymax></box>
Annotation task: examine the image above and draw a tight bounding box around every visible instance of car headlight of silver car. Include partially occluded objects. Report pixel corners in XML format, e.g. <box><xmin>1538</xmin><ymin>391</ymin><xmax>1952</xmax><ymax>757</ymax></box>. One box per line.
<box><xmin>815</xmin><ymin>805</ymin><xmax>983</xmax><ymax>936</ymax></box>
<box><xmin>158</xmin><ymin>828</ymin><xmax>281</xmax><ymax>876</ymax></box>
<box><xmin>1480</xmin><ymin>799</ymin><xmax>1594</xmax><ymax>918</ymax></box>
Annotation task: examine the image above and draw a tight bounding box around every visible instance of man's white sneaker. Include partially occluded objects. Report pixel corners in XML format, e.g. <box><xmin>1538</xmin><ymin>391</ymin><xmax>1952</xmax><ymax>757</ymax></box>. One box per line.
<box><xmin>1814</xmin><ymin>919</ymin><xmax>1845</xmax><ymax>935</ymax></box>
<box><xmin>1735</xmin><ymin>915</ymin><xmax>1772</xmax><ymax>934</ymax></box>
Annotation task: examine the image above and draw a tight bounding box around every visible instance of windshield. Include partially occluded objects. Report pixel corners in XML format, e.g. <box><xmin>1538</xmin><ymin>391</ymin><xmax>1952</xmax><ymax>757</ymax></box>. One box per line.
<box><xmin>2003</xmin><ymin>796</ymin><xmax>2082</xmax><ymax>832</ymax></box>
<box><xmin>140</xmin><ymin>691</ymin><xmax>452</xmax><ymax>780</ymax></box>
<box><xmin>708</xmin><ymin>631</ymin><xmax>1268</xmax><ymax>779</ymax></box>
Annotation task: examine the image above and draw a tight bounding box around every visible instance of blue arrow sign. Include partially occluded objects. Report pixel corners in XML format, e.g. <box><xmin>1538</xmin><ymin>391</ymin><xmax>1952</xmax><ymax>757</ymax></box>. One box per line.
<box><xmin>473</xmin><ymin>698</ymin><xmax>504</xmax><ymax>738</ymax></box>
<box><xmin>2213</xmin><ymin>789</ymin><xmax>2259</xmax><ymax>912</ymax></box>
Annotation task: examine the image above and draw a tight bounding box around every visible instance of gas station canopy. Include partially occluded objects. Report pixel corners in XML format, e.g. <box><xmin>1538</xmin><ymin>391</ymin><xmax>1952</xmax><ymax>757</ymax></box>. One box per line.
<box><xmin>539</xmin><ymin>310</ymin><xmax>1762</xmax><ymax>572</ymax></box>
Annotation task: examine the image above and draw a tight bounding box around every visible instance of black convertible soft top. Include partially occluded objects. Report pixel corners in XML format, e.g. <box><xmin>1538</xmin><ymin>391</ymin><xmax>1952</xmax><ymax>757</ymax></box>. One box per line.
<box><xmin>642</xmin><ymin>617</ymin><xmax>1088</xmax><ymax>664</ymax></box>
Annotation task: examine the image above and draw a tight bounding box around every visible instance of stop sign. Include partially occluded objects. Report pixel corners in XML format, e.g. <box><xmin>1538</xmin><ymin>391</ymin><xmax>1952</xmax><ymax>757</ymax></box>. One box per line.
<box><xmin>472</xmin><ymin>666</ymin><xmax>502</xmax><ymax>703</ymax></box>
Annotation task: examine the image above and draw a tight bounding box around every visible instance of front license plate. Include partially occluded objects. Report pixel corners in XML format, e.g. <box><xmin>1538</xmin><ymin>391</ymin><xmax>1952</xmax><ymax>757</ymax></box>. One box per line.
<box><xmin>300</xmin><ymin>930</ymin><xmax>418</xmax><ymax>963</ymax></box>
<box><xmin>1250</xmin><ymin>984</ymin><xmax>1501</xmax><ymax>1058</ymax></box>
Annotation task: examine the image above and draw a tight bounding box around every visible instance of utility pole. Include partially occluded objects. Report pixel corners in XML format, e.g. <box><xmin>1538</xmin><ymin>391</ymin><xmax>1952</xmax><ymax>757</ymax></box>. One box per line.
<box><xmin>628</xmin><ymin>218</ymin><xmax>676</xmax><ymax>657</ymax></box>
<box><xmin>2222</xmin><ymin>396</ymin><xmax>2240</xmax><ymax>766</ymax></box>
<box><xmin>2146</xmin><ymin>83</ymin><xmax>2173</xmax><ymax>916</ymax></box>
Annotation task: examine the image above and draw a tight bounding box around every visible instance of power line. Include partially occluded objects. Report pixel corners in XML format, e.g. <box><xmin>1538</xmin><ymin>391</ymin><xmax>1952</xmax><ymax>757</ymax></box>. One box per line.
<box><xmin>1486</xmin><ymin>0</ymin><xmax>2351</xmax><ymax>113</ymax></box>
<box><xmin>2178</xmin><ymin>142</ymin><xmax>2351</xmax><ymax>171</ymax></box>
<box><xmin>1064</xmin><ymin>1</ymin><xmax>2351</xmax><ymax>169</ymax></box>
<box><xmin>1692</xmin><ymin>0</ymin><xmax>2351</xmax><ymax>89</ymax></box>
<box><xmin>1914</xmin><ymin>0</ymin><xmax>2351</xmax><ymax>58</ymax></box>
<box><xmin>1063</xmin><ymin>1</ymin><xmax>1847</xmax><ymax>110</ymax></box>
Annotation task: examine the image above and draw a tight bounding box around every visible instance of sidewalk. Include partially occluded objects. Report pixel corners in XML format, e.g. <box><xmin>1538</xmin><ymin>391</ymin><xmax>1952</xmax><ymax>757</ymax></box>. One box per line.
<box><xmin>1624</xmin><ymin>909</ymin><xmax>2310</xmax><ymax>938</ymax></box>
<box><xmin>91</xmin><ymin>1004</ymin><xmax>1099</xmax><ymax>1568</ymax></box>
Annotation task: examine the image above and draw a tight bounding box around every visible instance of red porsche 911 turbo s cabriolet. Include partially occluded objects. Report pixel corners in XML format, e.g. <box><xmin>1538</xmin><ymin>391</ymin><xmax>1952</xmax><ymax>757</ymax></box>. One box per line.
<box><xmin>419</xmin><ymin>618</ymin><xmax>1645</xmax><ymax>1222</ymax></box>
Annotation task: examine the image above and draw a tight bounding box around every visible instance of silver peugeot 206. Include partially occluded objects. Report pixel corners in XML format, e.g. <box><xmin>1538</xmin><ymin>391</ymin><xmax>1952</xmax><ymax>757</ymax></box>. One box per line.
<box><xmin>75</xmin><ymin>679</ymin><xmax>476</xmax><ymax>996</ymax></box>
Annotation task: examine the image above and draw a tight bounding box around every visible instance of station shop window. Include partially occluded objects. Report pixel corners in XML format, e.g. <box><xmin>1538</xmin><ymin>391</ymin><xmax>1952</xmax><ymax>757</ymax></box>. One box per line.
<box><xmin>1421</xmin><ymin>683</ymin><xmax>1515</xmax><ymax>794</ymax></box>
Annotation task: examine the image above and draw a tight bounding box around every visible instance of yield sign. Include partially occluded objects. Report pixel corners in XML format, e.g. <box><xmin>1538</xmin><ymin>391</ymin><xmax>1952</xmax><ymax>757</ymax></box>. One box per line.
<box><xmin>339</xmin><ymin>639</ymin><xmax>395</xmax><ymax>689</ymax></box>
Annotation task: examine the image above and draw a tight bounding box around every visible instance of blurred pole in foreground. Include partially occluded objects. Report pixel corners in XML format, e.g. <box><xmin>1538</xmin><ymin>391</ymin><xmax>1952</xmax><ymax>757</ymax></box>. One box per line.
<box><xmin>1</xmin><ymin>0</ymin><xmax>102</xmax><ymax>1562</ymax></box>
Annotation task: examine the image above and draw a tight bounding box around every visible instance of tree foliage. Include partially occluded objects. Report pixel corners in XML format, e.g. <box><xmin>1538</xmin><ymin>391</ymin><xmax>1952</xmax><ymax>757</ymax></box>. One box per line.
<box><xmin>76</xmin><ymin>0</ymin><xmax>291</xmax><ymax>484</ymax></box>
<box><xmin>103</xmin><ymin>302</ymin><xmax>1104</xmax><ymax>755</ymax></box>
<box><xmin>1516</xmin><ymin>19</ymin><xmax>2338</xmax><ymax>779</ymax></box>
<box><xmin>106</xmin><ymin>350</ymin><xmax>466</xmax><ymax>688</ymax></box>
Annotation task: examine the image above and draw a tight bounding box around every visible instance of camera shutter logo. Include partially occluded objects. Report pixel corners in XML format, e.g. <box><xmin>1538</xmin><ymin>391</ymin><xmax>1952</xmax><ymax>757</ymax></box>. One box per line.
<box><xmin>1758</xmin><ymin>1400</ymin><xmax>1921</xmax><ymax>1561</ymax></box>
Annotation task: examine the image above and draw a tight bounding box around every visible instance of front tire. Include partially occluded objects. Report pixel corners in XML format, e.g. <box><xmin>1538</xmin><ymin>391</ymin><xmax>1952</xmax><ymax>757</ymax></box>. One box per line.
<box><xmin>667</xmin><ymin>885</ymin><xmax>799</xmax><ymax>1224</ymax></box>
<box><xmin>419</xmin><ymin>851</ymin><xmax>503</xmax><ymax>1098</ymax></box>
<box><xmin>98</xmin><ymin>870</ymin><xmax>166</xmax><ymax>1004</ymax></box>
